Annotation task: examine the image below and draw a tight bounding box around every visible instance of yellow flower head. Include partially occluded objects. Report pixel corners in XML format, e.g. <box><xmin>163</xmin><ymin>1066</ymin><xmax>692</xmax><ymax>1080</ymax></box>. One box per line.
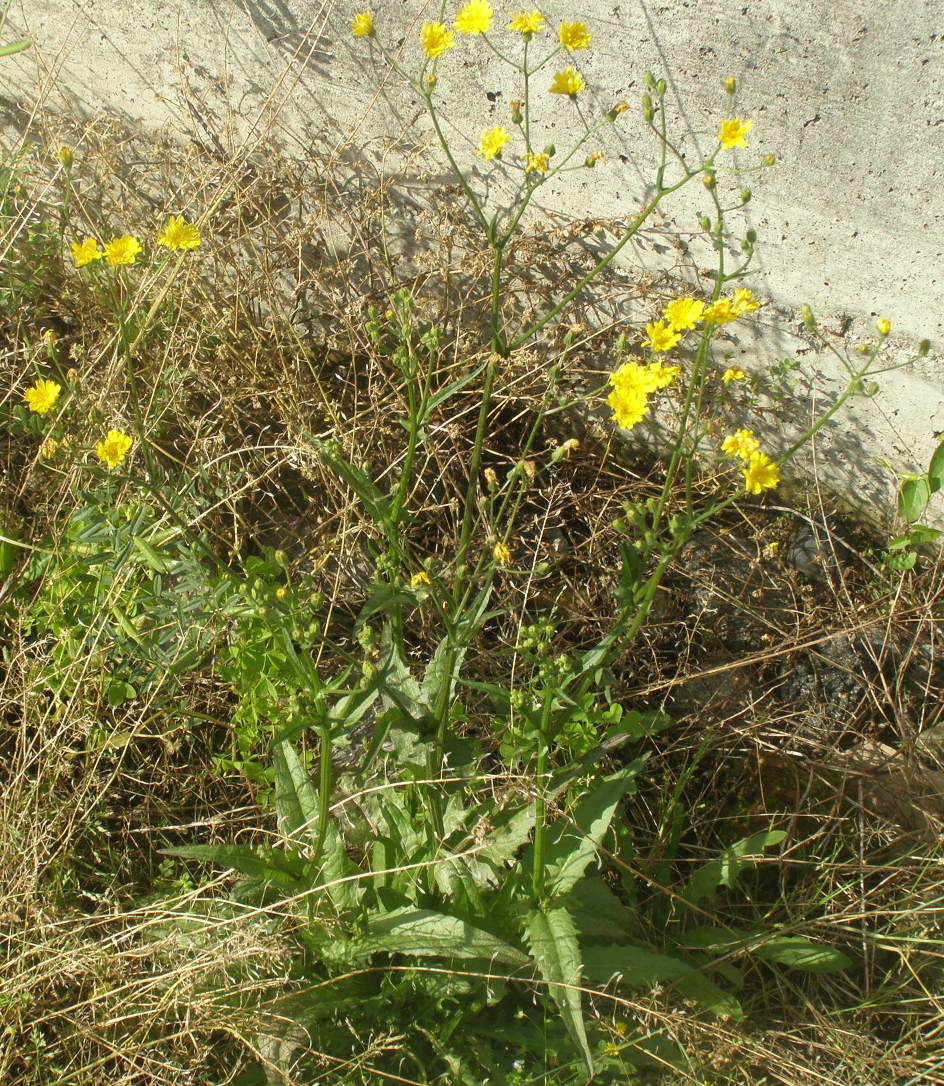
<box><xmin>522</xmin><ymin>152</ymin><xmax>550</xmax><ymax>174</ymax></box>
<box><xmin>721</xmin><ymin>366</ymin><xmax>747</xmax><ymax>383</ymax></box>
<box><xmin>549</xmin><ymin>67</ymin><xmax>585</xmax><ymax>97</ymax></box>
<box><xmin>55</xmin><ymin>146</ymin><xmax>74</xmax><ymax>167</ymax></box>
<box><xmin>275</xmin><ymin>586</ymin><xmax>288</xmax><ymax>600</ymax></box>
<box><xmin>875</xmin><ymin>316</ymin><xmax>891</xmax><ymax>336</ymax></box>
<box><xmin>720</xmin><ymin>429</ymin><xmax>760</xmax><ymax>461</ymax></box>
<box><xmin>742</xmin><ymin>451</ymin><xmax>780</xmax><ymax>494</ymax></box>
<box><xmin>95</xmin><ymin>429</ymin><xmax>133</xmax><ymax>470</ymax></box>
<box><xmin>641</xmin><ymin>320</ymin><xmax>681</xmax><ymax>353</ymax></box>
<box><xmin>663</xmin><ymin>297</ymin><xmax>705</xmax><ymax>331</ymax></box>
<box><xmin>508</xmin><ymin>9</ymin><xmax>544</xmax><ymax>36</ymax></box>
<box><xmin>454</xmin><ymin>0</ymin><xmax>492</xmax><ymax>34</ymax></box>
<box><xmin>718</xmin><ymin>117</ymin><xmax>752</xmax><ymax>149</ymax></box>
<box><xmin>39</xmin><ymin>435</ymin><xmax>59</xmax><ymax>460</ymax></box>
<box><xmin>477</xmin><ymin>126</ymin><xmax>510</xmax><ymax>160</ymax></box>
<box><xmin>585</xmin><ymin>150</ymin><xmax>605</xmax><ymax>166</ymax></box>
<box><xmin>702</xmin><ymin>298</ymin><xmax>736</xmax><ymax>325</ymax></box>
<box><xmin>421</xmin><ymin>22</ymin><xmax>454</xmax><ymax>58</ymax></box>
<box><xmin>558</xmin><ymin>21</ymin><xmax>591</xmax><ymax>51</ymax></box>
<box><xmin>410</xmin><ymin>571</ymin><xmax>431</xmax><ymax>587</ymax></box>
<box><xmin>157</xmin><ymin>215</ymin><xmax>201</xmax><ymax>251</ymax></box>
<box><xmin>104</xmin><ymin>235</ymin><xmax>142</xmax><ymax>266</ymax></box>
<box><xmin>351</xmin><ymin>10</ymin><xmax>374</xmax><ymax>36</ymax></box>
<box><xmin>23</xmin><ymin>377</ymin><xmax>62</xmax><ymax>415</ymax></box>
<box><xmin>71</xmin><ymin>237</ymin><xmax>103</xmax><ymax>268</ymax></box>
<box><xmin>607</xmin><ymin>360</ymin><xmax>680</xmax><ymax>430</ymax></box>
<box><xmin>730</xmin><ymin>287</ymin><xmax>759</xmax><ymax>316</ymax></box>
<box><xmin>493</xmin><ymin>541</ymin><xmax>513</xmax><ymax>566</ymax></box>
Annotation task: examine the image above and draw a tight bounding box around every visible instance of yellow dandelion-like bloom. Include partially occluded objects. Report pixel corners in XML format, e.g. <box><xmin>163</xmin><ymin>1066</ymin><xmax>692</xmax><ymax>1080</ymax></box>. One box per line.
<box><xmin>275</xmin><ymin>586</ymin><xmax>288</xmax><ymax>600</ymax></box>
<box><xmin>721</xmin><ymin>367</ymin><xmax>747</xmax><ymax>383</ymax></box>
<box><xmin>477</xmin><ymin>126</ymin><xmax>509</xmax><ymax>160</ymax></box>
<box><xmin>508</xmin><ymin>9</ymin><xmax>544</xmax><ymax>36</ymax></box>
<box><xmin>95</xmin><ymin>429</ymin><xmax>133</xmax><ymax>470</ymax></box>
<box><xmin>23</xmin><ymin>377</ymin><xmax>62</xmax><ymax>415</ymax></box>
<box><xmin>410</xmin><ymin>571</ymin><xmax>431</xmax><ymax>587</ymax></box>
<box><xmin>720</xmin><ymin>429</ymin><xmax>760</xmax><ymax>461</ymax></box>
<box><xmin>522</xmin><ymin>152</ymin><xmax>550</xmax><ymax>174</ymax></box>
<box><xmin>549</xmin><ymin>67</ymin><xmax>585</xmax><ymax>97</ymax></box>
<box><xmin>730</xmin><ymin>287</ymin><xmax>759</xmax><ymax>316</ymax></box>
<box><xmin>55</xmin><ymin>146</ymin><xmax>73</xmax><ymax>167</ymax></box>
<box><xmin>607</xmin><ymin>385</ymin><xmax>649</xmax><ymax>430</ymax></box>
<box><xmin>718</xmin><ymin>117</ymin><xmax>752</xmax><ymax>149</ymax></box>
<box><xmin>421</xmin><ymin>22</ymin><xmax>454</xmax><ymax>58</ymax></box>
<box><xmin>71</xmin><ymin>237</ymin><xmax>103</xmax><ymax>267</ymax></box>
<box><xmin>104</xmin><ymin>235</ymin><xmax>142</xmax><ymax>266</ymax></box>
<box><xmin>663</xmin><ymin>297</ymin><xmax>705</xmax><ymax>331</ymax></box>
<box><xmin>606</xmin><ymin>360</ymin><xmax>680</xmax><ymax>431</ymax></box>
<box><xmin>493</xmin><ymin>541</ymin><xmax>512</xmax><ymax>566</ymax></box>
<box><xmin>454</xmin><ymin>0</ymin><xmax>492</xmax><ymax>34</ymax></box>
<box><xmin>585</xmin><ymin>151</ymin><xmax>605</xmax><ymax>166</ymax></box>
<box><xmin>742</xmin><ymin>451</ymin><xmax>780</xmax><ymax>494</ymax></box>
<box><xmin>558</xmin><ymin>20</ymin><xmax>591</xmax><ymax>51</ymax></box>
<box><xmin>641</xmin><ymin>320</ymin><xmax>682</xmax><ymax>353</ymax></box>
<box><xmin>875</xmin><ymin>316</ymin><xmax>891</xmax><ymax>336</ymax></box>
<box><xmin>157</xmin><ymin>215</ymin><xmax>201</xmax><ymax>251</ymax></box>
<box><xmin>39</xmin><ymin>435</ymin><xmax>59</xmax><ymax>460</ymax></box>
<box><xmin>351</xmin><ymin>11</ymin><xmax>373</xmax><ymax>36</ymax></box>
<box><xmin>703</xmin><ymin>298</ymin><xmax>737</xmax><ymax>325</ymax></box>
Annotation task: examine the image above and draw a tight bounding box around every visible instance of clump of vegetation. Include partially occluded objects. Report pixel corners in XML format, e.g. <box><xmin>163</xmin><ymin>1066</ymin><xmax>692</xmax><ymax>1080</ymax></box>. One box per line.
<box><xmin>1</xmin><ymin>8</ymin><xmax>942</xmax><ymax>1085</ymax></box>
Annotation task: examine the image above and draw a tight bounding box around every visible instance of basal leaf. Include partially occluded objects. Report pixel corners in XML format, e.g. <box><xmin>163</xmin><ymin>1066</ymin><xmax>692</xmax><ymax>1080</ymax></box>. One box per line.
<box><xmin>159</xmin><ymin>844</ymin><xmax>302</xmax><ymax>888</ymax></box>
<box><xmin>753</xmin><ymin>935</ymin><xmax>852</xmax><ymax>973</ymax></box>
<box><xmin>364</xmin><ymin>907</ymin><xmax>530</xmax><ymax>968</ymax></box>
<box><xmin>523</xmin><ymin>905</ymin><xmax>593</xmax><ymax>1075</ymax></box>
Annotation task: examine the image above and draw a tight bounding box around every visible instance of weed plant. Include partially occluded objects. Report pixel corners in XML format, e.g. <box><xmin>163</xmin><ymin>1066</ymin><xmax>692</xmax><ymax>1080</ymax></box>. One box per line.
<box><xmin>1</xmin><ymin>7</ymin><xmax>943</xmax><ymax>1086</ymax></box>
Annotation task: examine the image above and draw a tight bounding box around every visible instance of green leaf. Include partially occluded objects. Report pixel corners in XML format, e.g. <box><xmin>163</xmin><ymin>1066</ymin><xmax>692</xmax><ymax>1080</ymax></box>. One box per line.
<box><xmin>753</xmin><ymin>936</ymin><xmax>852</xmax><ymax>973</ymax></box>
<box><xmin>681</xmin><ymin>829</ymin><xmax>786</xmax><ymax>908</ymax></box>
<box><xmin>582</xmin><ymin>944</ymin><xmax>741</xmax><ymax>1019</ymax></box>
<box><xmin>314</xmin><ymin>439</ymin><xmax>393</xmax><ymax>528</ymax></box>
<box><xmin>0</xmin><ymin>38</ymin><xmax>32</xmax><ymax>58</ymax></box>
<box><xmin>364</xmin><ymin>907</ymin><xmax>530</xmax><ymax>968</ymax></box>
<box><xmin>566</xmin><ymin>876</ymin><xmax>634</xmax><ymax>940</ymax></box>
<box><xmin>898</xmin><ymin>474</ymin><xmax>931</xmax><ymax>523</ymax></box>
<box><xmin>927</xmin><ymin>437</ymin><xmax>944</xmax><ymax>494</ymax></box>
<box><xmin>523</xmin><ymin>905</ymin><xmax>593</xmax><ymax>1075</ymax></box>
<box><xmin>159</xmin><ymin>844</ymin><xmax>302</xmax><ymax>888</ymax></box>
<box><xmin>536</xmin><ymin>765</ymin><xmax>642</xmax><ymax>899</ymax></box>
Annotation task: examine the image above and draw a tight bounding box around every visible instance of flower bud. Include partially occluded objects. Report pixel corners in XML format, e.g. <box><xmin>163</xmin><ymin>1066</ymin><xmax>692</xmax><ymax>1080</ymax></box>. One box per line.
<box><xmin>656</xmin><ymin>78</ymin><xmax>667</xmax><ymax>97</ymax></box>
<box><xmin>55</xmin><ymin>146</ymin><xmax>73</xmax><ymax>167</ymax></box>
<box><xmin>641</xmin><ymin>94</ymin><xmax>654</xmax><ymax>122</ymax></box>
<box><xmin>762</xmin><ymin>153</ymin><xmax>776</xmax><ymax>167</ymax></box>
<box><xmin>745</xmin><ymin>228</ymin><xmax>757</xmax><ymax>243</ymax></box>
<box><xmin>740</xmin><ymin>187</ymin><xmax>751</xmax><ymax>204</ymax></box>
<box><xmin>427</xmin><ymin>74</ymin><xmax>437</xmax><ymax>88</ymax></box>
<box><xmin>875</xmin><ymin>316</ymin><xmax>891</xmax><ymax>336</ymax></box>
<box><xmin>865</xmin><ymin>381</ymin><xmax>879</xmax><ymax>396</ymax></box>
<box><xmin>585</xmin><ymin>151</ymin><xmax>604</xmax><ymax>167</ymax></box>
<box><xmin>510</xmin><ymin>99</ymin><xmax>523</xmax><ymax>123</ymax></box>
<box><xmin>801</xmin><ymin>304</ymin><xmax>816</xmax><ymax>329</ymax></box>
<box><xmin>724</xmin><ymin>77</ymin><xmax>736</xmax><ymax>94</ymax></box>
<box><xmin>698</xmin><ymin>214</ymin><xmax>712</xmax><ymax>232</ymax></box>
<box><xmin>484</xmin><ymin>467</ymin><xmax>499</xmax><ymax>489</ymax></box>
<box><xmin>918</xmin><ymin>339</ymin><xmax>930</xmax><ymax>356</ymax></box>
<box><xmin>644</xmin><ymin>71</ymin><xmax>657</xmax><ymax>89</ymax></box>
<box><xmin>606</xmin><ymin>101</ymin><xmax>629</xmax><ymax>122</ymax></box>
<box><xmin>702</xmin><ymin>171</ymin><xmax>716</xmax><ymax>190</ymax></box>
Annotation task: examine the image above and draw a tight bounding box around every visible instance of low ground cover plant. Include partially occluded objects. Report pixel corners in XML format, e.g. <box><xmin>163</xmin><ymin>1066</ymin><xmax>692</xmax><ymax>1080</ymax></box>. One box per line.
<box><xmin>1</xmin><ymin>6</ymin><xmax>942</xmax><ymax>1085</ymax></box>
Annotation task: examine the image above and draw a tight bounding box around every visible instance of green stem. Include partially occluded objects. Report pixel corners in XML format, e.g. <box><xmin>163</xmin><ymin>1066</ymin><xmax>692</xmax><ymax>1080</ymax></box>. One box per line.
<box><xmin>531</xmin><ymin>685</ymin><xmax>555</xmax><ymax>903</ymax></box>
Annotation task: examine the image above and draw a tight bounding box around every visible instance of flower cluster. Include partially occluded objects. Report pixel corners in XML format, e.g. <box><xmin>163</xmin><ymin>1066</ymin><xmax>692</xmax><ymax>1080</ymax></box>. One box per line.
<box><xmin>606</xmin><ymin>359</ymin><xmax>680</xmax><ymax>431</ymax></box>
<box><xmin>70</xmin><ymin>216</ymin><xmax>201</xmax><ymax>268</ymax></box>
<box><xmin>721</xmin><ymin>429</ymin><xmax>779</xmax><ymax>494</ymax></box>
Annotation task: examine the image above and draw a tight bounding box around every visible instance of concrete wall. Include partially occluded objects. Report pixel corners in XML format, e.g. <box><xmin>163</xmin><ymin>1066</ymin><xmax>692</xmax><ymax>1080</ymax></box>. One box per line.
<box><xmin>2</xmin><ymin>0</ymin><xmax>942</xmax><ymax>524</ymax></box>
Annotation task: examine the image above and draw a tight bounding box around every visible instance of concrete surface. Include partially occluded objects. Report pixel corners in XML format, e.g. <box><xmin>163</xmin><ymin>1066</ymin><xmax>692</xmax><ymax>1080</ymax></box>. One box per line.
<box><xmin>1</xmin><ymin>0</ymin><xmax>942</xmax><ymax>525</ymax></box>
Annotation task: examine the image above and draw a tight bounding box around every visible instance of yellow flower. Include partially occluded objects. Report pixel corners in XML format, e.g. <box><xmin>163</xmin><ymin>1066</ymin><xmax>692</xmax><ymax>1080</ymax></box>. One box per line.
<box><xmin>642</xmin><ymin>320</ymin><xmax>681</xmax><ymax>353</ymax></box>
<box><xmin>23</xmin><ymin>377</ymin><xmax>62</xmax><ymax>414</ymax></box>
<box><xmin>606</xmin><ymin>360</ymin><xmax>680</xmax><ymax>431</ymax></box>
<box><xmin>550</xmin><ymin>67</ymin><xmax>585</xmax><ymax>97</ymax></box>
<box><xmin>742</xmin><ymin>451</ymin><xmax>779</xmax><ymax>494</ymax></box>
<box><xmin>351</xmin><ymin>10</ymin><xmax>373</xmax><ymax>36</ymax></box>
<box><xmin>721</xmin><ymin>367</ymin><xmax>747</xmax><ymax>383</ymax></box>
<box><xmin>508</xmin><ymin>9</ymin><xmax>544</xmax><ymax>36</ymax></box>
<box><xmin>558</xmin><ymin>21</ymin><xmax>591</xmax><ymax>50</ymax></box>
<box><xmin>522</xmin><ymin>152</ymin><xmax>550</xmax><ymax>174</ymax></box>
<box><xmin>156</xmin><ymin>215</ymin><xmax>201</xmax><ymax>251</ymax></box>
<box><xmin>875</xmin><ymin>316</ymin><xmax>891</xmax><ymax>336</ymax></box>
<box><xmin>71</xmin><ymin>237</ymin><xmax>103</xmax><ymax>267</ymax></box>
<box><xmin>663</xmin><ymin>297</ymin><xmax>705</xmax><ymax>331</ymax></box>
<box><xmin>104</xmin><ymin>235</ymin><xmax>142</xmax><ymax>266</ymax></box>
<box><xmin>477</xmin><ymin>126</ymin><xmax>509</xmax><ymax>160</ymax></box>
<box><xmin>454</xmin><ymin>0</ymin><xmax>492</xmax><ymax>34</ymax></box>
<box><xmin>718</xmin><ymin>117</ymin><xmax>752</xmax><ymax>149</ymax></box>
<box><xmin>410</xmin><ymin>571</ymin><xmax>431</xmax><ymax>587</ymax></box>
<box><xmin>421</xmin><ymin>22</ymin><xmax>454</xmax><ymax>58</ymax></box>
<box><xmin>702</xmin><ymin>298</ymin><xmax>736</xmax><ymax>325</ymax></box>
<box><xmin>720</xmin><ymin>429</ymin><xmax>759</xmax><ymax>461</ymax></box>
<box><xmin>493</xmin><ymin>542</ymin><xmax>512</xmax><ymax>566</ymax></box>
<box><xmin>275</xmin><ymin>586</ymin><xmax>288</xmax><ymax>599</ymax></box>
<box><xmin>39</xmin><ymin>435</ymin><xmax>59</xmax><ymax>460</ymax></box>
<box><xmin>95</xmin><ymin>429</ymin><xmax>133</xmax><ymax>469</ymax></box>
<box><xmin>584</xmin><ymin>151</ymin><xmax>604</xmax><ymax>166</ymax></box>
<box><xmin>55</xmin><ymin>146</ymin><xmax>73</xmax><ymax>167</ymax></box>
<box><xmin>730</xmin><ymin>287</ymin><xmax>759</xmax><ymax>316</ymax></box>
<box><xmin>607</xmin><ymin>385</ymin><xmax>649</xmax><ymax>430</ymax></box>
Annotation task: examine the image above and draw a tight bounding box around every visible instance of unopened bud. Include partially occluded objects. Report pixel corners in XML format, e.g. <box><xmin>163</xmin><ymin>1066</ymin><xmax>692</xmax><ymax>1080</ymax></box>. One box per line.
<box><xmin>644</xmin><ymin>71</ymin><xmax>657</xmax><ymax>90</ymax></box>
<box><xmin>740</xmin><ymin>187</ymin><xmax>751</xmax><ymax>204</ymax></box>
<box><xmin>698</xmin><ymin>214</ymin><xmax>712</xmax><ymax>232</ymax></box>
<box><xmin>801</xmin><ymin>304</ymin><xmax>816</xmax><ymax>329</ymax></box>
<box><xmin>865</xmin><ymin>381</ymin><xmax>879</xmax><ymax>396</ymax></box>
<box><xmin>585</xmin><ymin>151</ymin><xmax>604</xmax><ymax>167</ymax></box>
<box><xmin>427</xmin><ymin>74</ymin><xmax>437</xmax><ymax>88</ymax></box>
<box><xmin>641</xmin><ymin>94</ymin><xmax>654</xmax><ymax>122</ymax></box>
<box><xmin>702</xmin><ymin>171</ymin><xmax>716</xmax><ymax>190</ymax></box>
<box><xmin>484</xmin><ymin>467</ymin><xmax>498</xmax><ymax>489</ymax></box>
<box><xmin>656</xmin><ymin>78</ymin><xmax>667</xmax><ymax>97</ymax></box>
<box><xmin>724</xmin><ymin>77</ymin><xmax>736</xmax><ymax>94</ymax></box>
<box><xmin>521</xmin><ymin>459</ymin><xmax>537</xmax><ymax>480</ymax></box>
<box><xmin>607</xmin><ymin>101</ymin><xmax>629</xmax><ymax>122</ymax></box>
<box><xmin>510</xmin><ymin>99</ymin><xmax>523</xmax><ymax>123</ymax></box>
<box><xmin>762</xmin><ymin>153</ymin><xmax>776</xmax><ymax>167</ymax></box>
<box><xmin>918</xmin><ymin>339</ymin><xmax>930</xmax><ymax>356</ymax></box>
<box><xmin>745</xmin><ymin>228</ymin><xmax>757</xmax><ymax>244</ymax></box>
<box><xmin>55</xmin><ymin>146</ymin><xmax>73</xmax><ymax>167</ymax></box>
<box><xmin>875</xmin><ymin>316</ymin><xmax>891</xmax><ymax>336</ymax></box>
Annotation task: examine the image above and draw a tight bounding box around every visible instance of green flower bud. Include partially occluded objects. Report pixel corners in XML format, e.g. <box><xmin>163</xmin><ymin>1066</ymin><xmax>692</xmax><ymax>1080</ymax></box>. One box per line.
<box><xmin>699</xmin><ymin>214</ymin><xmax>712</xmax><ymax>231</ymax></box>
<box><xmin>740</xmin><ymin>188</ymin><xmax>751</xmax><ymax>204</ymax></box>
<box><xmin>642</xmin><ymin>94</ymin><xmax>654</xmax><ymax>122</ymax></box>
<box><xmin>656</xmin><ymin>78</ymin><xmax>667</xmax><ymax>97</ymax></box>
<box><xmin>762</xmin><ymin>153</ymin><xmax>776</xmax><ymax>167</ymax></box>
<box><xmin>644</xmin><ymin>71</ymin><xmax>657</xmax><ymax>89</ymax></box>
<box><xmin>724</xmin><ymin>77</ymin><xmax>736</xmax><ymax>94</ymax></box>
<box><xmin>702</xmin><ymin>171</ymin><xmax>716</xmax><ymax>190</ymax></box>
<box><xmin>801</xmin><ymin>304</ymin><xmax>816</xmax><ymax>329</ymax></box>
<box><xmin>918</xmin><ymin>339</ymin><xmax>930</xmax><ymax>356</ymax></box>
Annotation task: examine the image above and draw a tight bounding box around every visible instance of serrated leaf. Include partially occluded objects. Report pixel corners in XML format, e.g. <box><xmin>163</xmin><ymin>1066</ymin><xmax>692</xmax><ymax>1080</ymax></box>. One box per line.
<box><xmin>364</xmin><ymin>907</ymin><xmax>530</xmax><ymax>968</ymax></box>
<box><xmin>583</xmin><ymin>943</ymin><xmax>741</xmax><ymax>1019</ymax></box>
<box><xmin>533</xmin><ymin>765</ymin><xmax>640</xmax><ymax>899</ymax></box>
<box><xmin>159</xmin><ymin>844</ymin><xmax>302</xmax><ymax>888</ymax></box>
<box><xmin>681</xmin><ymin>829</ymin><xmax>786</xmax><ymax>907</ymax></box>
<box><xmin>524</xmin><ymin>905</ymin><xmax>593</xmax><ymax>1075</ymax></box>
<box><xmin>899</xmin><ymin>474</ymin><xmax>931</xmax><ymax>523</ymax></box>
<box><xmin>753</xmin><ymin>936</ymin><xmax>852</xmax><ymax>973</ymax></box>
